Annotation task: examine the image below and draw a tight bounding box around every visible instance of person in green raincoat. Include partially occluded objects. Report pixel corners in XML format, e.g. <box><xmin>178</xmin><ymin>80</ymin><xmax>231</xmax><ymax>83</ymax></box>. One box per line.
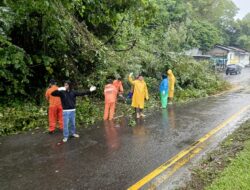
<box><xmin>159</xmin><ymin>74</ymin><xmax>168</xmax><ymax>108</ymax></box>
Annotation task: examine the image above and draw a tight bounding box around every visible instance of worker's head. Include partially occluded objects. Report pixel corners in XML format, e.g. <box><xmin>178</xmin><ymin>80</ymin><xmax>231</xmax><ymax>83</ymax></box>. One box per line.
<box><xmin>138</xmin><ymin>74</ymin><xmax>143</xmax><ymax>81</ymax></box>
<box><xmin>162</xmin><ymin>74</ymin><xmax>167</xmax><ymax>79</ymax></box>
<box><xmin>167</xmin><ymin>69</ymin><xmax>173</xmax><ymax>75</ymax></box>
<box><xmin>64</xmin><ymin>80</ymin><xmax>71</xmax><ymax>91</ymax></box>
<box><xmin>107</xmin><ymin>79</ymin><xmax>113</xmax><ymax>84</ymax></box>
<box><xmin>49</xmin><ymin>79</ymin><xmax>56</xmax><ymax>85</ymax></box>
<box><xmin>115</xmin><ymin>74</ymin><xmax>121</xmax><ymax>80</ymax></box>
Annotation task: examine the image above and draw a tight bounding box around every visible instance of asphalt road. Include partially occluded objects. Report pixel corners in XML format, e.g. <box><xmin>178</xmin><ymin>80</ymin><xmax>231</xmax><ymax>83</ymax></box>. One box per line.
<box><xmin>1</xmin><ymin>68</ymin><xmax>250</xmax><ymax>190</ymax></box>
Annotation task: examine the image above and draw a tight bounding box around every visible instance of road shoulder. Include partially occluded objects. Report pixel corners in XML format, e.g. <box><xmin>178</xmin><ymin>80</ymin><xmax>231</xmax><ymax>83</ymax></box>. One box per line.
<box><xmin>179</xmin><ymin>119</ymin><xmax>250</xmax><ymax>190</ymax></box>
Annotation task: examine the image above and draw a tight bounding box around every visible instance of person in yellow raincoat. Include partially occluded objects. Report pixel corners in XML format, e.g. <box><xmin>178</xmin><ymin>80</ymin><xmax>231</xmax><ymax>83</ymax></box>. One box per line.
<box><xmin>128</xmin><ymin>73</ymin><xmax>149</xmax><ymax>119</ymax></box>
<box><xmin>167</xmin><ymin>69</ymin><xmax>176</xmax><ymax>104</ymax></box>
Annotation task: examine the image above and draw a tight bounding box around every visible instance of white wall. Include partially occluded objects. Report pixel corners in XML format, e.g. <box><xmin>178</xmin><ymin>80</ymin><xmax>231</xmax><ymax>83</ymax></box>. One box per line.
<box><xmin>227</xmin><ymin>51</ymin><xmax>249</xmax><ymax>66</ymax></box>
<box><xmin>185</xmin><ymin>48</ymin><xmax>202</xmax><ymax>56</ymax></box>
<box><xmin>240</xmin><ymin>53</ymin><xmax>250</xmax><ymax>66</ymax></box>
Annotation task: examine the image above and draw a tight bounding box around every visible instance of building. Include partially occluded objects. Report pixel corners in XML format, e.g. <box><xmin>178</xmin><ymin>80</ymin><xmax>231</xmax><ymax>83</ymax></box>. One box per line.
<box><xmin>207</xmin><ymin>45</ymin><xmax>250</xmax><ymax>67</ymax></box>
<box><xmin>185</xmin><ymin>48</ymin><xmax>203</xmax><ymax>57</ymax></box>
<box><xmin>185</xmin><ymin>48</ymin><xmax>212</xmax><ymax>61</ymax></box>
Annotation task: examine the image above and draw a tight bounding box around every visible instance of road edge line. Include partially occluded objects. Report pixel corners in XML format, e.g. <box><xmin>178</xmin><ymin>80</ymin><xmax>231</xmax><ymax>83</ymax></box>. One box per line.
<box><xmin>127</xmin><ymin>104</ymin><xmax>250</xmax><ymax>190</ymax></box>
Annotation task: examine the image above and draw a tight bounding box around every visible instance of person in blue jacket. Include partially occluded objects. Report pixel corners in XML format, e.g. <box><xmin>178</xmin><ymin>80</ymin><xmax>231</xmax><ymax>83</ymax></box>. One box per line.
<box><xmin>160</xmin><ymin>74</ymin><xmax>169</xmax><ymax>109</ymax></box>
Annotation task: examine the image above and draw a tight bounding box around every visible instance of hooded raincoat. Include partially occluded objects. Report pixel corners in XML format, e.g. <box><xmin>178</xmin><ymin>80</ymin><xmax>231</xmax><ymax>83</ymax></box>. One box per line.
<box><xmin>167</xmin><ymin>70</ymin><xmax>176</xmax><ymax>98</ymax></box>
<box><xmin>103</xmin><ymin>84</ymin><xmax>118</xmax><ymax>120</ymax></box>
<box><xmin>160</xmin><ymin>78</ymin><xmax>168</xmax><ymax>108</ymax></box>
<box><xmin>128</xmin><ymin>76</ymin><xmax>149</xmax><ymax>109</ymax></box>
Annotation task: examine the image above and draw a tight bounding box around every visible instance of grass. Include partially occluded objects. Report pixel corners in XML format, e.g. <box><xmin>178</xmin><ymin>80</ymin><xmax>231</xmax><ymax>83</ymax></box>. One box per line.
<box><xmin>206</xmin><ymin>140</ymin><xmax>250</xmax><ymax>190</ymax></box>
<box><xmin>179</xmin><ymin>120</ymin><xmax>250</xmax><ymax>190</ymax></box>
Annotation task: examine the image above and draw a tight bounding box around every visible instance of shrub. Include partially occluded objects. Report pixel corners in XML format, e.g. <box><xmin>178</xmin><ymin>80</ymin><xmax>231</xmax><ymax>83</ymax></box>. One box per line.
<box><xmin>0</xmin><ymin>103</ymin><xmax>47</xmax><ymax>135</ymax></box>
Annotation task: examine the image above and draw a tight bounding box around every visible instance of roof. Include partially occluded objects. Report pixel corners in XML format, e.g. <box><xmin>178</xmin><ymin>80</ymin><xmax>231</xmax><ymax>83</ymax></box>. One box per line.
<box><xmin>193</xmin><ymin>55</ymin><xmax>211</xmax><ymax>58</ymax></box>
<box><xmin>215</xmin><ymin>45</ymin><xmax>249</xmax><ymax>54</ymax></box>
<box><xmin>215</xmin><ymin>45</ymin><xmax>232</xmax><ymax>51</ymax></box>
<box><xmin>228</xmin><ymin>46</ymin><xmax>249</xmax><ymax>53</ymax></box>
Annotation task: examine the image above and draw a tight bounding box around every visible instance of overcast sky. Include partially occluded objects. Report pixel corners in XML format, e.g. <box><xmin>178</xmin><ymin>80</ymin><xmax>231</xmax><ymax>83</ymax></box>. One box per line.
<box><xmin>232</xmin><ymin>0</ymin><xmax>250</xmax><ymax>19</ymax></box>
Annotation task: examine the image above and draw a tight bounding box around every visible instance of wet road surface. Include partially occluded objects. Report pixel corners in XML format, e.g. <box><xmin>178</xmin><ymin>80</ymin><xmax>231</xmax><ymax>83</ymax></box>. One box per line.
<box><xmin>1</xmin><ymin>68</ymin><xmax>250</xmax><ymax>190</ymax></box>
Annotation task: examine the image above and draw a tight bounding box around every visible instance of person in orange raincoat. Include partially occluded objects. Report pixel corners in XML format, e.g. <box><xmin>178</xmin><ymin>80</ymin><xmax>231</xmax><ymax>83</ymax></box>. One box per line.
<box><xmin>104</xmin><ymin>79</ymin><xmax>118</xmax><ymax>120</ymax></box>
<box><xmin>113</xmin><ymin>75</ymin><xmax>126</xmax><ymax>102</ymax></box>
<box><xmin>128</xmin><ymin>73</ymin><xmax>149</xmax><ymax>119</ymax></box>
<box><xmin>113</xmin><ymin>75</ymin><xmax>124</xmax><ymax>95</ymax></box>
<box><xmin>167</xmin><ymin>69</ymin><xmax>176</xmax><ymax>104</ymax></box>
<box><xmin>45</xmin><ymin>79</ymin><xmax>63</xmax><ymax>133</ymax></box>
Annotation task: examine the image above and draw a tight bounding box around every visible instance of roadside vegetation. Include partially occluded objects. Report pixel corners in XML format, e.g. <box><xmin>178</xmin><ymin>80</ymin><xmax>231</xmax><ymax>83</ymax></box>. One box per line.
<box><xmin>1</xmin><ymin>0</ymin><xmax>249</xmax><ymax>135</ymax></box>
<box><xmin>207</xmin><ymin>140</ymin><xmax>250</xmax><ymax>190</ymax></box>
<box><xmin>179</xmin><ymin>120</ymin><xmax>250</xmax><ymax>190</ymax></box>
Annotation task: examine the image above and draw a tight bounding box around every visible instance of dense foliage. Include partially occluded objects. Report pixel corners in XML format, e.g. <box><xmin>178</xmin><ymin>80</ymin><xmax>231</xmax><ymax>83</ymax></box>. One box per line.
<box><xmin>0</xmin><ymin>0</ymin><xmax>243</xmax><ymax>98</ymax></box>
<box><xmin>234</xmin><ymin>13</ymin><xmax>250</xmax><ymax>51</ymax></box>
<box><xmin>0</xmin><ymin>0</ymin><xmax>247</xmax><ymax>134</ymax></box>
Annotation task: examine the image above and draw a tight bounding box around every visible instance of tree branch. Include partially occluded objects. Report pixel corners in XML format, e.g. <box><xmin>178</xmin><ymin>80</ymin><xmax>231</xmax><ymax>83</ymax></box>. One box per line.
<box><xmin>103</xmin><ymin>17</ymin><xmax>125</xmax><ymax>45</ymax></box>
<box><xmin>114</xmin><ymin>40</ymin><xmax>137</xmax><ymax>52</ymax></box>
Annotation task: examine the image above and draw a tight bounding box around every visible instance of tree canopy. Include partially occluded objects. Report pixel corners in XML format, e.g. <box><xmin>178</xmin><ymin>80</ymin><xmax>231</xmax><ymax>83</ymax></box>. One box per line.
<box><xmin>0</xmin><ymin>0</ymin><xmax>248</xmax><ymax>99</ymax></box>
